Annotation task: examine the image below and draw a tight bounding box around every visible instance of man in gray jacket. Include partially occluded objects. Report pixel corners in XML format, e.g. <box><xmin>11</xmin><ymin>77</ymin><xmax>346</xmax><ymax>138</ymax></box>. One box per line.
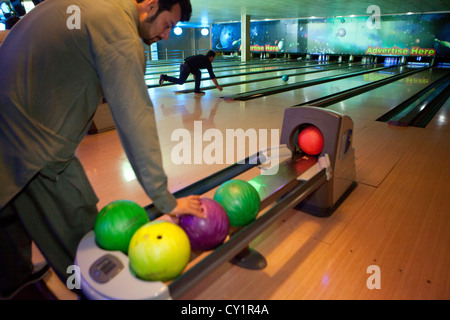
<box><xmin>0</xmin><ymin>0</ymin><xmax>202</xmax><ymax>299</ymax></box>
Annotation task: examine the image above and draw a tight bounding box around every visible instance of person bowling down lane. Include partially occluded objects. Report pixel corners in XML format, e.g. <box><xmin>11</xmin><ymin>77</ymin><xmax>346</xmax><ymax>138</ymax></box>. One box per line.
<box><xmin>159</xmin><ymin>50</ymin><xmax>223</xmax><ymax>95</ymax></box>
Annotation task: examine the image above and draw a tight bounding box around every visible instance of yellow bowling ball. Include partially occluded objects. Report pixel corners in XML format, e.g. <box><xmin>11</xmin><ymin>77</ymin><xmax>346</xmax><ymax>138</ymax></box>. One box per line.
<box><xmin>128</xmin><ymin>221</ymin><xmax>191</xmax><ymax>282</ymax></box>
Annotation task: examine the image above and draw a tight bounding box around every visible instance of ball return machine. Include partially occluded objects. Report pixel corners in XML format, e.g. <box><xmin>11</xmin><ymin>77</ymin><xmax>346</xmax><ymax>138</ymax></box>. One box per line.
<box><xmin>75</xmin><ymin>106</ymin><xmax>356</xmax><ymax>300</ymax></box>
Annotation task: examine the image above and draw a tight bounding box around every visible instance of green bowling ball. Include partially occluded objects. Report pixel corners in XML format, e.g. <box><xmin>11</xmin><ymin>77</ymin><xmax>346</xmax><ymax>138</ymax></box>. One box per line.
<box><xmin>213</xmin><ymin>180</ymin><xmax>260</xmax><ymax>227</ymax></box>
<box><xmin>94</xmin><ymin>200</ymin><xmax>149</xmax><ymax>254</ymax></box>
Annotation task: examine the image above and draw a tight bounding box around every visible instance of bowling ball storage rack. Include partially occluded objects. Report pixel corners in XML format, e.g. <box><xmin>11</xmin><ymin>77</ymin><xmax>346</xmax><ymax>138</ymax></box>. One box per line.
<box><xmin>74</xmin><ymin>106</ymin><xmax>356</xmax><ymax>300</ymax></box>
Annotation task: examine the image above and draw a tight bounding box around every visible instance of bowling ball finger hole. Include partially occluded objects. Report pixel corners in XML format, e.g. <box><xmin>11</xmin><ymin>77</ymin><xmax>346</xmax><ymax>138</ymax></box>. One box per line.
<box><xmin>157</xmin><ymin>235</ymin><xmax>162</xmax><ymax>240</ymax></box>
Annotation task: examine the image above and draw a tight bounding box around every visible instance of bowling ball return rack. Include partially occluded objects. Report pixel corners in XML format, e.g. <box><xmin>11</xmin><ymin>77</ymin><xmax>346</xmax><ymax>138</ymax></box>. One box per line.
<box><xmin>75</xmin><ymin>106</ymin><xmax>357</xmax><ymax>300</ymax></box>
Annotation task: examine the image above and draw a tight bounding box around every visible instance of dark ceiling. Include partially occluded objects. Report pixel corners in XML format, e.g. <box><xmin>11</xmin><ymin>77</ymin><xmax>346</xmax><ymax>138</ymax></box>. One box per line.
<box><xmin>183</xmin><ymin>0</ymin><xmax>450</xmax><ymax>27</ymax></box>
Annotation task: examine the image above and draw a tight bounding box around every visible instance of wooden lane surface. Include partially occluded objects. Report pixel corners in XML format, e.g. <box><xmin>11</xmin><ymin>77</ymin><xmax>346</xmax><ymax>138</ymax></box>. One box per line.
<box><xmin>144</xmin><ymin>59</ymin><xmax>313</xmax><ymax>84</ymax></box>
<box><xmin>168</xmin><ymin>64</ymin><xmax>374</xmax><ymax>98</ymax></box>
<box><xmin>31</xmin><ymin>61</ymin><xmax>450</xmax><ymax>300</ymax></box>
<box><xmin>182</xmin><ymin>126</ymin><xmax>450</xmax><ymax>300</ymax></box>
<box><xmin>325</xmin><ymin>67</ymin><xmax>450</xmax><ymax>122</ymax></box>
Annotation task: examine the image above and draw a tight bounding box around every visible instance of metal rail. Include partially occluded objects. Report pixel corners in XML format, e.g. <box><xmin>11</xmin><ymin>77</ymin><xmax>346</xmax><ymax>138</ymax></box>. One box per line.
<box><xmin>169</xmin><ymin>166</ymin><xmax>327</xmax><ymax>299</ymax></box>
<box><xmin>144</xmin><ymin>151</ymin><xmax>266</xmax><ymax>220</ymax></box>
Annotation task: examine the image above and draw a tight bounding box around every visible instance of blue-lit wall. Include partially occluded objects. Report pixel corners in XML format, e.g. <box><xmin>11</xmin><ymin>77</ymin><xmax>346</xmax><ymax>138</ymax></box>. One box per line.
<box><xmin>212</xmin><ymin>13</ymin><xmax>450</xmax><ymax>57</ymax></box>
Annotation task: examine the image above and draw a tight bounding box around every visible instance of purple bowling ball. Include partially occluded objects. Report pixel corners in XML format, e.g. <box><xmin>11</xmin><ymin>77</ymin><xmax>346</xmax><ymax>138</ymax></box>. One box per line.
<box><xmin>178</xmin><ymin>198</ymin><xmax>230</xmax><ymax>251</ymax></box>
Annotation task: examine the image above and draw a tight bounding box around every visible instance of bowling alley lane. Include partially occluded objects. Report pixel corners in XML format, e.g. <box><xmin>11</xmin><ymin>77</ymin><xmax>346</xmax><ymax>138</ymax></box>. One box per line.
<box><xmin>323</xmin><ymin>67</ymin><xmax>450</xmax><ymax>121</ymax></box>
<box><xmin>149</xmin><ymin>61</ymin><xmax>383</xmax><ymax>100</ymax></box>
<box><xmin>94</xmin><ymin>61</ymin><xmax>447</xmax><ymax>200</ymax></box>
<box><xmin>144</xmin><ymin>58</ymin><xmax>307</xmax><ymax>85</ymax></box>
<box><xmin>246</xmin><ymin>65</ymin><xmax>426</xmax><ymax>106</ymax></box>
<box><xmin>183</xmin><ymin>125</ymin><xmax>450</xmax><ymax>300</ymax></box>
<box><xmin>144</xmin><ymin>63</ymin><xmax>448</xmax><ymax>193</ymax></box>
<box><xmin>215</xmin><ymin>62</ymin><xmax>378</xmax><ymax>94</ymax></box>
<box><xmin>63</xmin><ymin>60</ymin><xmax>450</xmax><ymax>300</ymax></box>
<box><xmin>9</xmin><ymin>0</ymin><xmax>447</xmax><ymax>300</ymax></box>
<box><xmin>423</xmin><ymin>92</ymin><xmax>450</xmax><ymax>133</ymax></box>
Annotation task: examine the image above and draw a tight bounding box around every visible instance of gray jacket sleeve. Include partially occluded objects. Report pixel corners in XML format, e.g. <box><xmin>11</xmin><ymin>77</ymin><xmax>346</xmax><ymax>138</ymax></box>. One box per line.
<box><xmin>94</xmin><ymin>38</ymin><xmax>177</xmax><ymax>214</ymax></box>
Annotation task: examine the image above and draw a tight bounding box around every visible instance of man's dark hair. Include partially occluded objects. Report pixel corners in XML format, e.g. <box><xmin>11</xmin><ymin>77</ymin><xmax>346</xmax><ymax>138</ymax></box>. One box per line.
<box><xmin>206</xmin><ymin>50</ymin><xmax>216</xmax><ymax>58</ymax></box>
<box><xmin>137</xmin><ymin>0</ymin><xmax>192</xmax><ymax>22</ymax></box>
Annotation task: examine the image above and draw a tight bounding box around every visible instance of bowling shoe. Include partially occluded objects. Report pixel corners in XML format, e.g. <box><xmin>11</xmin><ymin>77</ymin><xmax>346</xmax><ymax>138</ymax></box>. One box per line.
<box><xmin>159</xmin><ymin>74</ymin><xmax>166</xmax><ymax>86</ymax></box>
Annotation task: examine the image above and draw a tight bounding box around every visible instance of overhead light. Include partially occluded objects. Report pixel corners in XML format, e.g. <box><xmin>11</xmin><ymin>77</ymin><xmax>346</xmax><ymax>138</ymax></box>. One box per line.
<box><xmin>201</xmin><ymin>28</ymin><xmax>209</xmax><ymax>36</ymax></box>
<box><xmin>174</xmin><ymin>26</ymin><xmax>182</xmax><ymax>35</ymax></box>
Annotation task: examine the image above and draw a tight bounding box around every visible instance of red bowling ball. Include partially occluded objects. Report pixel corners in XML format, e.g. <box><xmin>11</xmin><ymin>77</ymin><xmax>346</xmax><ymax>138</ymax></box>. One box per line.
<box><xmin>178</xmin><ymin>198</ymin><xmax>230</xmax><ymax>251</ymax></box>
<box><xmin>298</xmin><ymin>125</ymin><xmax>324</xmax><ymax>155</ymax></box>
